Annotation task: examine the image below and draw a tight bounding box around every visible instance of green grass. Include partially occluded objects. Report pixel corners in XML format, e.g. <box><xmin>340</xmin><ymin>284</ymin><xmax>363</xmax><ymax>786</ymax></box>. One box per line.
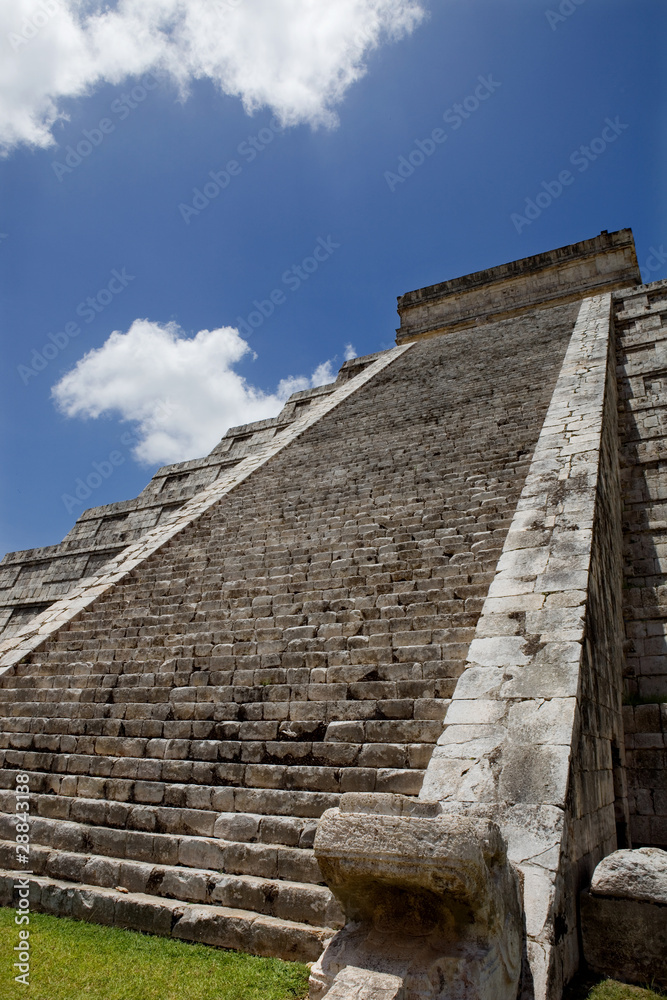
<box><xmin>587</xmin><ymin>983</ymin><xmax>666</xmax><ymax>1000</ymax></box>
<box><xmin>565</xmin><ymin>971</ymin><xmax>666</xmax><ymax>1000</ymax></box>
<box><xmin>0</xmin><ymin>909</ymin><xmax>310</xmax><ymax>1000</ymax></box>
<box><xmin>3</xmin><ymin>909</ymin><xmax>665</xmax><ymax>1000</ymax></box>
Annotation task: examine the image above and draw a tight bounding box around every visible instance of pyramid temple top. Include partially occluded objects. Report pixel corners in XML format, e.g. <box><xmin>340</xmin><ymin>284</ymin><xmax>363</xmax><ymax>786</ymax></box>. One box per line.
<box><xmin>396</xmin><ymin>227</ymin><xmax>641</xmax><ymax>343</ymax></box>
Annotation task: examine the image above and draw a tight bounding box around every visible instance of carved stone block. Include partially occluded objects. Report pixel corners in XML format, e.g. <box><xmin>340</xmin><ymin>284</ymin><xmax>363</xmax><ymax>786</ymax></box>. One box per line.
<box><xmin>309</xmin><ymin>793</ymin><xmax>522</xmax><ymax>1000</ymax></box>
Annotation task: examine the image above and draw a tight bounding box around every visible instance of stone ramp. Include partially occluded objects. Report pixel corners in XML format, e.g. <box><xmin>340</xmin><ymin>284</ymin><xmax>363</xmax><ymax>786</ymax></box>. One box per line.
<box><xmin>0</xmin><ymin>308</ymin><xmax>576</xmax><ymax>957</ymax></box>
<box><xmin>416</xmin><ymin>293</ymin><xmax>630</xmax><ymax>998</ymax></box>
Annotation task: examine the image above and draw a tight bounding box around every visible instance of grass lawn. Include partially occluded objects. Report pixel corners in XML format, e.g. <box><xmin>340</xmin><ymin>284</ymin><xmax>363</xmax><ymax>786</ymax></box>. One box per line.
<box><xmin>565</xmin><ymin>971</ymin><xmax>666</xmax><ymax>1000</ymax></box>
<box><xmin>0</xmin><ymin>908</ymin><xmax>310</xmax><ymax>1000</ymax></box>
<box><xmin>1</xmin><ymin>908</ymin><xmax>665</xmax><ymax>1000</ymax></box>
<box><xmin>589</xmin><ymin>988</ymin><xmax>666</xmax><ymax>1000</ymax></box>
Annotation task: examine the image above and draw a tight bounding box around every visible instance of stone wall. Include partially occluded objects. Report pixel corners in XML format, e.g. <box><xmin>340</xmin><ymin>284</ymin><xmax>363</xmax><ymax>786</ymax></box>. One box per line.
<box><xmin>615</xmin><ymin>279</ymin><xmax>667</xmax><ymax>848</ymax></box>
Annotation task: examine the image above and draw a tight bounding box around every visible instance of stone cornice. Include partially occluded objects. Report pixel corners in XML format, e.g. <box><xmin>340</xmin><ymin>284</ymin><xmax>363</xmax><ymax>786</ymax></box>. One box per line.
<box><xmin>396</xmin><ymin>229</ymin><xmax>640</xmax><ymax>343</ymax></box>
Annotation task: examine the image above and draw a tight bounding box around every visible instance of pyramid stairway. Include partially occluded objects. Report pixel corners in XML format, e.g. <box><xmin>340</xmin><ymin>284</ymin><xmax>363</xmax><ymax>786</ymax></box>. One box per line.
<box><xmin>0</xmin><ymin>306</ymin><xmax>577</xmax><ymax>960</ymax></box>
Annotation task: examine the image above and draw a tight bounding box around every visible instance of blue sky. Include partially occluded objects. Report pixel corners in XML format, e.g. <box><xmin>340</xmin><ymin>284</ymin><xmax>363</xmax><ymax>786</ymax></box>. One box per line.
<box><xmin>0</xmin><ymin>0</ymin><xmax>665</xmax><ymax>557</ymax></box>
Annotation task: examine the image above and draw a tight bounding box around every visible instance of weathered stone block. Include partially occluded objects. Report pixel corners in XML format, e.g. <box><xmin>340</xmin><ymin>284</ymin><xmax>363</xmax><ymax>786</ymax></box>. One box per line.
<box><xmin>581</xmin><ymin>889</ymin><xmax>667</xmax><ymax>989</ymax></box>
<box><xmin>310</xmin><ymin>795</ymin><xmax>521</xmax><ymax>1000</ymax></box>
<box><xmin>590</xmin><ymin>847</ymin><xmax>667</xmax><ymax>905</ymax></box>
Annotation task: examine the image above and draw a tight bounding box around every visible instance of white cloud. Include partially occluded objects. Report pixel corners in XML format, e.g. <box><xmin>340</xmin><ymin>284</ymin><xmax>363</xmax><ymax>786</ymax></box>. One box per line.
<box><xmin>344</xmin><ymin>342</ymin><xmax>357</xmax><ymax>360</ymax></box>
<box><xmin>1</xmin><ymin>0</ymin><xmax>425</xmax><ymax>153</ymax></box>
<box><xmin>275</xmin><ymin>359</ymin><xmax>336</xmax><ymax>400</ymax></box>
<box><xmin>51</xmin><ymin>318</ymin><xmax>349</xmax><ymax>465</ymax></box>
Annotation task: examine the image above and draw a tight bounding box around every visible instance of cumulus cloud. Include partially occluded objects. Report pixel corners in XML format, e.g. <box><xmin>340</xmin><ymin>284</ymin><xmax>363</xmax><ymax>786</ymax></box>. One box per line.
<box><xmin>51</xmin><ymin>318</ymin><xmax>349</xmax><ymax>465</ymax></box>
<box><xmin>1</xmin><ymin>0</ymin><xmax>425</xmax><ymax>152</ymax></box>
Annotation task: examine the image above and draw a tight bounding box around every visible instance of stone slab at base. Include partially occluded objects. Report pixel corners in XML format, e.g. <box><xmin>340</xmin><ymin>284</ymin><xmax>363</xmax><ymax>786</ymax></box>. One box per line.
<box><xmin>581</xmin><ymin>847</ymin><xmax>667</xmax><ymax>989</ymax></box>
<box><xmin>590</xmin><ymin>847</ymin><xmax>667</xmax><ymax>905</ymax></box>
<box><xmin>0</xmin><ymin>871</ymin><xmax>332</xmax><ymax>963</ymax></box>
<box><xmin>581</xmin><ymin>891</ymin><xmax>667</xmax><ymax>989</ymax></box>
<box><xmin>325</xmin><ymin>967</ymin><xmax>405</xmax><ymax>1000</ymax></box>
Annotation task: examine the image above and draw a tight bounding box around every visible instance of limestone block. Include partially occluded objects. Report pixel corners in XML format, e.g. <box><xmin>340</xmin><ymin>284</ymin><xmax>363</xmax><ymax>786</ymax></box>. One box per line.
<box><xmin>214</xmin><ymin>812</ymin><xmax>259</xmax><ymax>842</ymax></box>
<box><xmin>309</xmin><ymin>794</ymin><xmax>522</xmax><ymax>1000</ymax></box>
<box><xmin>72</xmin><ymin>887</ymin><xmax>117</xmax><ymax>926</ymax></box>
<box><xmin>172</xmin><ymin>904</ymin><xmax>256</xmax><ymax>953</ymax></box>
<box><xmin>82</xmin><ymin>856</ymin><xmax>120</xmax><ymax>888</ymax></box>
<box><xmin>118</xmin><ymin>861</ymin><xmax>155</xmax><ymax>893</ymax></box>
<box><xmin>178</xmin><ymin>838</ymin><xmax>225</xmax><ymax>870</ymax></box>
<box><xmin>318</xmin><ymin>967</ymin><xmax>405</xmax><ymax>1000</ymax></box>
<box><xmin>581</xmin><ymin>891</ymin><xmax>667</xmax><ymax>989</ymax></box>
<box><xmin>45</xmin><ymin>850</ymin><xmax>87</xmax><ymax>883</ymax></box>
<box><xmin>249</xmin><ymin>912</ymin><xmax>330</xmax><ymax>962</ymax></box>
<box><xmin>115</xmin><ymin>894</ymin><xmax>175</xmax><ymax>936</ymax></box>
<box><xmin>590</xmin><ymin>847</ymin><xmax>667</xmax><ymax>905</ymax></box>
<box><xmin>160</xmin><ymin>868</ymin><xmax>209</xmax><ymax>903</ymax></box>
<box><xmin>38</xmin><ymin>881</ymin><xmax>76</xmax><ymax>918</ymax></box>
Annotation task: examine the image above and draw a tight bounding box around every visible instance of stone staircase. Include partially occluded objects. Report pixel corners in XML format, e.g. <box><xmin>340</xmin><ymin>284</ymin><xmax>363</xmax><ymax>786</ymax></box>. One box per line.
<box><xmin>0</xmin><ymin>307</ymin><xmax>577</xmax><ymax>959</ymax></box>
<box><xmin>0</xmin><ymin>654</ymin><xmax>446</xmax><ymax>957</ymax></box>
<box><xmin>0</xmin><ymin>355</ymin><xmax>385</xmax><ymax>638</ymax></box>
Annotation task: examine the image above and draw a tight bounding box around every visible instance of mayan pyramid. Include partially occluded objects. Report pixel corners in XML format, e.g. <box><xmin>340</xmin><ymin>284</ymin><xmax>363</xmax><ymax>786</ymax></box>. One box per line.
<box><xmin>1</xmin><ymin>228</ymin><xmax>665</xmax><ymax>999</ymax></box>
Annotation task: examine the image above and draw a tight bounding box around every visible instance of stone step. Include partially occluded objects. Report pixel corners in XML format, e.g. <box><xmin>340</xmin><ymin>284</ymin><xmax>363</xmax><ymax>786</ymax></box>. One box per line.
<box><xmin>0</xmin><ymin>871</ymin><xmax>332</xmax><ymax>962</ymax></box>
<box><xmin>19</xmin><ymin>617</ymin><xmax>475</xmax><ymax>637</ymax></box>
<box><xmin>0</xmin><ymin>770</ymin><xmax>339</xmax><ymax>817</ymax></box>
<box><xmin>324</xmin><ymin>720</ymin><xmax>445</xmax><ymax>743</ymax></box>
<box><xmin>0</xmin><ymin>694</ymin><xmax>454</xmax><ymax>723</ymax></box>
<box><xmin>0</xmin><ymin>788</ymin><xmax>320</xmax><ymax>847</ymax></box>
<box><xmin>0</xmin><ymin>748</ymin><xmax>425</xmax><ymax>795</ymax></box>
<box><xmin>0</xmin><ymin>725</ymin><xmax>443</xmax><ymax>758</ymax></box>
<box><xmin>0</xmin><ymin>841</ymin><xmax>343</xmax><ymax>928</ymax></box>
<box><xmin>25</xmin><ymin>744</ymin><xmax>429</xmax><ymax>775</ymax></box>
<box><xmin>0</xmin><ymin>720</ymin><xmax>436</xmax><ymax>764</ymax></box>
<box><xmin>0</xmin><ymin>675</ymin><xmax>458</xmax><ymax>699</ymax></box>
<box><xmin>0</xmin><ymin>675</ymin><xmax>456</xmax><ymax>705</ymax></box>
<box><xmin>0</xmin><ymin>812</ymin><xmax>324</xmax><ymax>883</ymax></box>
<box><xmin>0</xmin><ymin>705</ymin><xmax>449</xmax><ymax>743</ymax></box>
<box><xmin>15</xmin><ymin>647</ymin><xmax>473</xmax><ymax>676</ymax></box>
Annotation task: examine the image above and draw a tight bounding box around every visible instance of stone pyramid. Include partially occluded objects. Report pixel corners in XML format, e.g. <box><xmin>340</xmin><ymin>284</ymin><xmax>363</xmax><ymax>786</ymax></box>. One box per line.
<box><xmin>1</xmin><ymin>229</ymin><xmax>665</xmax><ymax>998</ymax></box>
